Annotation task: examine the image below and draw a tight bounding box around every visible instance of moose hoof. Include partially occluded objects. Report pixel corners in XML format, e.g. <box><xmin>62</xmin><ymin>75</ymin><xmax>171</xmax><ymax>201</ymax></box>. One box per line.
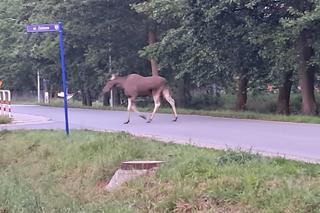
<box><xmin>172</xmin><ymin>117</ymin><xmax>178</xmax><ymax>122</ymax></box>
<box><xmin>147</xmin><ymin>119</ymin><xmax>152</xmax><ymax>123</ymax></box>
<box><xmin>124</xmin><ymin>120</ymin><xmax>130</xmax><ymax>124</ymax></box>
<box><xmin>139</xmin><ymin>115</ymin><xmax>147</xmax><ymax>120</ymax></box>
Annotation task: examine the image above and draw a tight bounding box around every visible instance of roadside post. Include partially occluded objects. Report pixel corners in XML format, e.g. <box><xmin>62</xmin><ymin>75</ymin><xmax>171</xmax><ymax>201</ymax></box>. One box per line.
<box><xmin>26</xmin><ymin>22</ymin><xmax>70</xmax><ymax>135</ymax></box>
<box><xmin>0</xmin><ymin>90</ymin><xmax>11</xmax><ymax>117</ymax></box>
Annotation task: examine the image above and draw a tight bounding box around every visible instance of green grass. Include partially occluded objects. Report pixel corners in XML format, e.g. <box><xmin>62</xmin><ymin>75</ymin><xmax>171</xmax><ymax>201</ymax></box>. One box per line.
<box><xmin>0</xmin><ymin>116</ymin><xmax>11</xmax><ymax>124</ymax></box>
<box><xmin>13</xmin><ymin>92</ymin><xmax>320</xmax><ymax>124</ymax></box>
<box><xmin>37</xmin><ymin>98</ymin><xmax>320</xmax><ymax>124</ymax></box>
<box><xmin>0</xmin><ymin>130</ymin><xmax>319</xmax><ymax>212</ymax></box>
<box><xmin>174</xmin><ymin>109</ymin><xmax>320</xmax><ymax>124</ymax></box>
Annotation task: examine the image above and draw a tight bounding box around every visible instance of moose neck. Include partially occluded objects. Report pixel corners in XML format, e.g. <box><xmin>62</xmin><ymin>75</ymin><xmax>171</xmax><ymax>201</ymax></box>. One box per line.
<box><xmin>112</xmin><ymin>76</ymin><xmax>127</xmax><ymax>88</ymax></box>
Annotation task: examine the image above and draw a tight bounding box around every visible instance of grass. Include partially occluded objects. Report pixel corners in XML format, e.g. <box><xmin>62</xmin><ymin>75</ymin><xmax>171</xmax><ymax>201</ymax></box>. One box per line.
<box><xmin>13</xmin><ymin>92</ymin><xmax>320</xmax><ymax>124</ymax></box>
<box><xmin>36</xmin><ymin>98</ymin><xmax>320</xmax><ymax>124</ymax></box>
<box><xmin>0</xmin><ymin>130</ymin><xmax>319</xmax><ymax>212</ymax></box>
<box><xmin>0</xmin><ymin>116</ymin><xmax>11</xmax><ymax>124</ymax></box>
<box><xmin>174</xmin><ymin>109</ymin><xmax>320</xmax><ymax>124</ymax></box>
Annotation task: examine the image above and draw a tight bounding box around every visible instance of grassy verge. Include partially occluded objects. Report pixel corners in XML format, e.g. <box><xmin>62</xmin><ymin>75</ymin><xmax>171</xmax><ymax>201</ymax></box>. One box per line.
<box><xmin>38</xmin><ymin>99</ymin><xmax>320</xmax><ymax>124</ymax></box>
<box><xmin>0</xmin><ymin>116</ymin><xmax>11</xmax><ymax>124</ymax></box>
<box><xmin>174</xmin><ymin>109</ymin><xmax>320</xmax><ymax>124</ymax></box>
<box><xmin>0</xmin><ymin>130</ymin><xmax>319</xmax><ymax>212</ymax></box>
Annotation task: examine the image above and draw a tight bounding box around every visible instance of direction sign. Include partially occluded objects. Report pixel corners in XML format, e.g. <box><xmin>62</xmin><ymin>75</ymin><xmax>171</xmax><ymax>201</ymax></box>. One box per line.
<box><xmin>26</xmin><ymin>22</ymin><xmax>69</xmax><ymax>135</ymax></box>
<box><xmin>26</xmin><ymin>24</ymin><xmax>60</xmax><ymax>33</ymax></box>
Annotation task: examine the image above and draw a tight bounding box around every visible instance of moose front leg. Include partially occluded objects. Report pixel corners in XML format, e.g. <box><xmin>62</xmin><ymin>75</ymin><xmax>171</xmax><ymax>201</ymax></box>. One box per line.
<box><xmin>147</xmin><ymin>94</ymin><xmax>161</xmax><ymax>123</ymax></box>
<box><xmin>125</xmin><ymin>98</ymin><xmax>147</xmax><ymax>124</ymax></box>
<box><xmin>124</xmin><ymin>98</ymin><xmax>132</xmax><ymax>124</ymax></box>
<box><xmin>131</xmin><ymin>102</ymin><xmax>147</xmax><ymax>120</ymax></box>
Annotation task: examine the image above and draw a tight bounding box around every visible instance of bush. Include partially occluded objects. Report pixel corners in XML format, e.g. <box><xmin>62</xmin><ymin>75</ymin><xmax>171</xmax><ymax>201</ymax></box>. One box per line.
<box><xmin>290</xmin><ymin>94</ymin><xmax>302</xmax><ymax>114</ymax></box>
<box><xmin>246</xmin><ymin>93</ymin><xmax>277</xmax><ymax>113</ymax></box>
<box><xmin>188</xmin><ymin>94</ymin><xmax>224</xmax><ymax>110</ymax></box>
<box><xmin>217</xmin><ymin>149</ymin><xmax>262</xmax><ymax>166</ymax></box>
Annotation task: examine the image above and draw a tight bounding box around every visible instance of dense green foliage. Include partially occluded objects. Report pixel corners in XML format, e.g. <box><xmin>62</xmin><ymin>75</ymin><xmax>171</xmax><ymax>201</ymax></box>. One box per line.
<box><xmin>0</xmin><ymin>0</ymin><xmax>320</xmax><ymax>114</ymax></box>
<box><xmin>0</xmin><ymin>130</ymin><xmax>319</xmax><ymax>212</ymax></box>
<box><xmin>134</xmin><ymin>0</ymin><xmax>320</xmax><ymax>113</ymax></box>
<box><xmin>0</xmin><ymin>0</ymin><xmax>149</xmax><ymax>99</ymax></box>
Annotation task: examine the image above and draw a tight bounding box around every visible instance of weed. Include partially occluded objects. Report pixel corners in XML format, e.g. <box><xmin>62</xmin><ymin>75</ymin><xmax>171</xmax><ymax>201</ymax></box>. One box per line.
<box><xmin>217</xmin><ymin>149</ymin><xmax>262</xmax><ymax>166</ymax></box>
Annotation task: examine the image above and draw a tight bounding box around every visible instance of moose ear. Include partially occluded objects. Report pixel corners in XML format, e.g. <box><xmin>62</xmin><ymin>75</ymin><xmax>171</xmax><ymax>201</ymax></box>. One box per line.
<box><xmin>110</xmin><ymin>74</ymin><xmax>116</xmax><ymax>80</ymax></box>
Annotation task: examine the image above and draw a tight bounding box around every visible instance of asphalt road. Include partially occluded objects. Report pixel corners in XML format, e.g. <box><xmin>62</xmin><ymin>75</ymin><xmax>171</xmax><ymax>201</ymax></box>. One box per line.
<box><xmin>2</xmin><ymin>105</ymin><xmax>320</xmax><ymax>163</ymax></box>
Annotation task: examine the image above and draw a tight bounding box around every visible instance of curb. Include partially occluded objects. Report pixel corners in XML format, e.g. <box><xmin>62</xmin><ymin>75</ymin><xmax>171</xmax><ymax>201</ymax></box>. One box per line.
<box><xmin>3</xmin><ymin>113</ymin><xmax>52</xmax><ymax>126</ymax></box>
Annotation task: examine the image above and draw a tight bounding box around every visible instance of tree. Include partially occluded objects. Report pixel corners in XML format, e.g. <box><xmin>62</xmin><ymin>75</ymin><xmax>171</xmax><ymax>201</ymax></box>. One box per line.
<box><xmin>253</xmin><ymin>0</ymin><xmax>320</xmax><ymax>115</ymax></box>
<box><xmin>135</xmin><ymin>0</ymin><xmax>269</xmax><ymax>110</ymax></box>
<box><xmin>147</xmin><ymin>20</ymin><xmax>160</xmax><ymax>76</ymax></box>
<box><xmin>1</xmin><ymin>0</ymin><xmax>150</xmax><ymax>106</ymax></box>
<box><xmin>0</xmin><ymin>0</ymin><xmax>33</xmax><ymax>91</ymax></box>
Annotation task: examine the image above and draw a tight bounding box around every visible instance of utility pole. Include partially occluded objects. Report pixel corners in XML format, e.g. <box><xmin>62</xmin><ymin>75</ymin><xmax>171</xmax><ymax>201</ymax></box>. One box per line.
<box><xmin>37</xmin><ymin>71</ymin><xmax>41</xmax><ymax>103</ymax></box>
<box><xmin>109</xmin><ymin>53</ymin><xmax>114</xmax><ymax>108</ymax></box>
<box><xmin>108</xmin><ymin>25</ymin><xmax>114</xmax><ymax>108</ymax></box>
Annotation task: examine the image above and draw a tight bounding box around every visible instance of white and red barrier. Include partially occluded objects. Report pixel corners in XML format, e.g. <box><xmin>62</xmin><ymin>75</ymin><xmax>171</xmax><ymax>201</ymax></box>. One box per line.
<box><xmin>0</xmin><ymin>90</ymin><xmax>12</xmax><ymax>117</ymax></box>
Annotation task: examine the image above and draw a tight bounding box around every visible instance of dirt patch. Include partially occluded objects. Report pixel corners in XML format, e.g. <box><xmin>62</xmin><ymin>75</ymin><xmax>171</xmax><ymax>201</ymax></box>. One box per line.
<box><xmin>0</xmin><ymin>208</ymin><xmax>9</xmax><ymax>213</ymax></box>
<box><xmin>173</xmin><ymin>197</ymin><xmax>255</xmax><ymax>213</ymax></box>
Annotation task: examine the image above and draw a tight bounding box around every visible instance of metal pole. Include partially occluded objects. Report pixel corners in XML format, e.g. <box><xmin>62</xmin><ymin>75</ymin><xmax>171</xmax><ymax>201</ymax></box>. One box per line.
<box><xmin>109</xmin><ymin>54</ymin><xmax>114</xmax><ymax>108</ymax></box>
<box><xmin>58</xmin><ymin>22</ymin><xmax>70</xmax><ymax>135</ymax></box>
<box><xmin>0</xmin><ymin>91</ymin><xmax>3</xmax><ymax>116</ymax></box>
<box><xmin>37</xmin><ymin>71</ymin><xmax>41</xmax><ymax>103</ymax></box>
<box><xmin>110</xmin><ymin>90</ymin><xmax>114</xmax><ymax>108</ymax></box>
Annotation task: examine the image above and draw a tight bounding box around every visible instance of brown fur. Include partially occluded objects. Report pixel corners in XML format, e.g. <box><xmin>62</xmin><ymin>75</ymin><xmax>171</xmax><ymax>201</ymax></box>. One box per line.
<box><xmin>102</xmin><ymin>74</ymin><xmax>178</xmax><ymax>124</ymax></box>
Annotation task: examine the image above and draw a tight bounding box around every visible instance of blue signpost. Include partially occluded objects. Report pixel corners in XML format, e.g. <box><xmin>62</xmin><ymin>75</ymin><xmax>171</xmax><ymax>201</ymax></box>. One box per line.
<box><xmin>26</xmin><ymin>22</ymin><xmax>70</xmax><ymax>135</ymax></box>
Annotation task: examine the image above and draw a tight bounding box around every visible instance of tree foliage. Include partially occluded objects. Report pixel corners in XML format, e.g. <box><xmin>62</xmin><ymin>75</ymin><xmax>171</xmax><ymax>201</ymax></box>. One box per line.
<box><xmin>134</xmin><ymin>0</ymin><xmax>320</xmax><ymax>113</ymax></box>
<box><xmin>0</xmin><ymin>0</ymin><xmax>319</xmax><ymax>113</ymax></box>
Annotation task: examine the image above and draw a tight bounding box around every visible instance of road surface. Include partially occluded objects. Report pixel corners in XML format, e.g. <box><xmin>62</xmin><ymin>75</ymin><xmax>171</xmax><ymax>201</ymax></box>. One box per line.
<box><xmin>1</xmin><ymin>105</ymin><xmax>320</xmax><ymax>163</ymax></box>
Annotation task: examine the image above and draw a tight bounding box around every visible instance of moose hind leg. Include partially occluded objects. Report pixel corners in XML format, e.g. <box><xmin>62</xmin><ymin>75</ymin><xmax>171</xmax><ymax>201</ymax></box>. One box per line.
<box><xmin>163</xmin><ymin>89</ymin><xmax>178</xmax><ymax>121</ymax></box>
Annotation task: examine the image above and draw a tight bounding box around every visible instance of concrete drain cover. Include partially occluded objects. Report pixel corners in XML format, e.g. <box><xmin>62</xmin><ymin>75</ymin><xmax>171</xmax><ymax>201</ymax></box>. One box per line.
<box><xmin>105</xmin><ymin>161</ymin><xmax>164</xmax><ymax>191</ymax></box>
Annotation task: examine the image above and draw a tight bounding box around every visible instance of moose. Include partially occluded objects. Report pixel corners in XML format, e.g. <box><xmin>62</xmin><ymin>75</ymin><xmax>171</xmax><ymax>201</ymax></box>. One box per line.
<box><xmin>102</xmin><ymin>74</ymin><xmax>178</xmax><ymax>124</ymax></box>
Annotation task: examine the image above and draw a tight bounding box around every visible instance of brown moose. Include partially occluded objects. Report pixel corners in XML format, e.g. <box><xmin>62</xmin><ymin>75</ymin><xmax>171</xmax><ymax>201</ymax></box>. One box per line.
<box><xmin>102</xmin><ymin>74</ymin><xmax>178</xmax><ymax>124</ymax></box>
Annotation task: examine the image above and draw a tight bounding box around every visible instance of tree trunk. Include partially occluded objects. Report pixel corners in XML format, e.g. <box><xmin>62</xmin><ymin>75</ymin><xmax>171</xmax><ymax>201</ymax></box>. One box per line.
<box><xmin>85</xmin><ymin>89</ymin><xmax>92</xmax><ymax>106</ymax></box>
<box><xmin>277</xmin><ymin>70</ymin><xmax>293</xmax><ymax>115</ymax></box>
<box><xmin>113</xmin><ymin>88</ymin><xmax>121</xmax><ymax>106</ymax></box>
<box><xmin>148</xmin><ymin>22</ymin><xmax>159</xmax><ymax>76</ymax></box>
<box><xmin>296</xmin><ymin>30</ymin><xmax>318</xmax><ymax>115</ymax></box>
<box><xmin>81</xmin><ymin>89</ymin><xmax>92</xmax><ymax>106</ymax></box>
<box><xmin>300</xmin><ymin>66</ymin><xmax>317</xmax><ymax>115</ymax></box>
<box><xmin>235</xmin><ymin>74</ymin><xmax>248</xmax><ymax>111</ymax></box>
<box><xmin>173</xmin><ymin>75</ymin><xmax>191</xmax><ymax>107</ymax></box>
<box><xmin>81</xmin><ymin>89</ymin><xmax>87</xmax><ymax>106</ymax></box>
<box><xmin>103</xmin><ymin>92</ymin><xmax>110</xmax><ymax>106</ymax></box>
